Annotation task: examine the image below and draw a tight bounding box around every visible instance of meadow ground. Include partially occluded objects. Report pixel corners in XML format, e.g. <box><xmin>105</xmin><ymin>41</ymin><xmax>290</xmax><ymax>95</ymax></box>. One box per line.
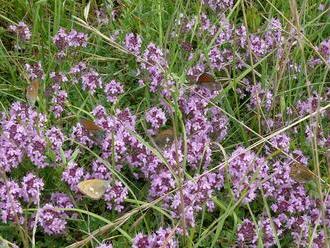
<box><xmin>0</xmin><ymin>0</ymin><xmax>329</xmax><ymax>247</ymax></box>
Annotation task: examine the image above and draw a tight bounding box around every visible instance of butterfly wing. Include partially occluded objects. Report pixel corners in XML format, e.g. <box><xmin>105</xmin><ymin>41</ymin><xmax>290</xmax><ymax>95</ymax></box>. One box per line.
<box><xmin>80</xmin><ymin>119</ymin><xmax>106</xmax><ymax>143</ymax></box>
<box><xmin>77</xmin><ymin>179</ymin><xmax>109</xmax><ymax>200</ymax></box>
<box><xmin>290</xmin><ymin>163</ymin><xmax>315</xmax><ymax>183</ymax></box>
<box><xmin>26</xmin><ymin>79</ymin><xmax>40</xmax><ymax>106</ymax></box>
<box><xmin>196</xmin><ymin>73</ymin><xmax>221</xmax><ymax>91</ymax></box>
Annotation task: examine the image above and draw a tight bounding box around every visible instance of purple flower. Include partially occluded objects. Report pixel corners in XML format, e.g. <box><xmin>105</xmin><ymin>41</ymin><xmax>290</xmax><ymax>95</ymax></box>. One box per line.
<box><xmin>91</xmin><ymin>159</ymin><xmax>112</xmax><ymax>180</ymax></box>
<box><xmin>104</xmin><ymin>181</ymin><xmax>128</xmax><ymax>212</ymax></box>
<box><xmin>62</xmin><ymin>161</ymin><xmax>85</xmax><ymax>191</ymax></box>
<box><xmin>208</xmin><ymin>107</ymin><xmax>229</xmax><ymax>142</ymax></box>
<box><xmin>237</xmin><ymin>219</ymin><xmax>257</xmax><ymax>246</ymax></box>
<box><xmin>265</xmin><ymin>18</ymin><xmax>282</xmax><ymax>49</ymax></box>
<box><xmin>235</xmin><ymin>25</ymin><xmax>247</xmax><ymax>48</ymax></box>
<box><xmin>53</xmin><ymin>28</ymin><xmax>88</xmax><ymax>50</ymax></box>
<box><xmin>95</xmin><ymin>9</ymin><xmax>110</xmax><ymax>25</ymax></box>
<box><xmin>81</xmin><ymin>70</ymin><xmax>103</xmax><ymax>94</ymax></box>
<box><xmin>168</xmin><ymin>172</ymin><xmax>223</xmax><ymax>229</ymax></box>
<box><xmin>0</xmin><ymin>180</ymin><xmax>24</xmax><ymax>224</ymax></box>
<box><xmin>20</xmin><ymin>173</ymin><xmax>44</xmax><ymax>204</ymax></box>
<box><xmin>250</xmin><ymin>35</ymin><xmax>267</xmax><ymax>57</ymax></box>
<box><xmin>27</xmin><ymin>134</ymin><xmax>48</xmax><ymax>168</ymax></box>
<box><xmin>248</xmin><ymin>83</ymin><xmax>273</xmax><ymax>111</ymax></box>
<box><xmin>145</xmin><ymin>107</ymin><xmax>167</xmax><ymax>134</ymax></box>
<box><xmin>133</xmin><ymin>227</ymin><xmax>178</xmax><ymax>248</ymax></box>
<box><xmin>46</xmin><ymin>127</ymin><xmax>65</xmax><ymax>151</ymax></box>
<box><xmin>25</xmin><ymin>62</ymin><xmax>45</xmax><ymax>80</ymax></box>
<box><xmin>228</xmin><ymin>147</ymin><xmax>268</xmax><ymax>203</ymax></box>
<box><xmin>132</xmin><ymin>233</ymin><xmax>151</xmax><ymax>248</ymax></box>
<box><xmin>149</xmin><ymin>169</ymin><xmax>175</xmax><ymax>199</ymax></box>
<box><xmin>209</xmin><ymin>47</ymin><xmax>233</xmax><ymax>71</ymax></box>
<box><xmin>150</xmin><ymin>227</ymin><xmax>178</xmax><ymax>248</ymax></box>
<box><xmin>69</xmin><ymin>62</ymin><xmax>87</xmax><ymax>83</ymax></box>
<box><xmin>96</xmin><ymin>242</ymin><xmax>113</xmax><ymax>248</ymax></box>
<box><xmin>51</xmin><ymin>89</ymin><xmax>67</xmax><ymax>118</ymax></box>
<box><xmin>104</xmin><ymin>80</ymin><xmax>124</xmax><ymax>103</ymax></box>
<box><xmin>124</xmin><ymin>33</ymin><xmax>142</xmax><ymax>55</ymax></box>
<box><xmin>318</xmin><ymin>38</ymin><xmax>330</xmax><ymax>64</ymax></box>
<box><xmin>187</xmin><ymin>134</ymin><xmax>211</xmax><ymax>169</ymax></box>
<box><xmin>0</xmin><ymin>136</ymin><xmax>23</xmax><ymax>172</ymax></box>
<box><xmin>50</xmin><ymin>192</ymin><xmax>75</xmax><ymax>218</ymax></box>
<box><xmin>8</xmin><ymin>21</ymin><xmax>31</xmax><ymax>41</ymax></box>
<box><xmin>38</xmin><ymin>203</ymin><xmax>67</xmax><ymax>235</ymax></box>
<box><xmin>202</xmin><ymin>0</ymin><xmax>233</xmax><ymax>11</ymax></box>
<box><xmin>267</xmin><ymin>134</ymin><xmax>291</xmax><ymax>153</ymax></box>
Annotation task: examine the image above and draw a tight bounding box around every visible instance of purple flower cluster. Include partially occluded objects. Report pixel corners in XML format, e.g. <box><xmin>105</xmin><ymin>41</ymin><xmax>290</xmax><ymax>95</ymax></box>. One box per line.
<box><xmin>0</xmin><ymin>180</ymin><xmax>24</xmax><ymax>224</ymax></box>
<box><xmin>124</xmin><ymin>33</ymin><xmax>142</xmax><ymax>55</ymax></box>
<box><xmin>62</xmin><ymin>161</ymin><xmax>85</xmax><ymax>191</ymax></box>
<box><xmin>166</xmin><ymin>172</ymin><xmax>224</xmax><ymax>229</ymax></box>
<box><xmin>138</xmin><ymin>43</ymin><xmax>169</xmax><ymax>93</ymax></box>
<box><xmin>96</xmin><ymin>242</ymin><xmax>113</xmax><ymax>248</ymax></box>
<box><xmin>70</xmin><ymin>62</ymin><xmax>103</xmax><ymax>94</ymax></box>
<box><xmin>53</xmin><ymin>28</ymin><xmax>88</xmax><ymax>57</ymax></box>
<box><xmin>104</xmin><ymin>181</ymin><xmax>128</xmax><ymax>212</ymax></box>
<box><xmin>202</xmin><ymin>0</ymin><xmax>233</xmax><ymax>12</ymax></box>
<box><xmin>38</xmin><ymin>203</ymin><xmax>67</xmax><ymax>235</ymax></box>
<box><xmin>228</xmin><ymin>147</ymin><xmax>268</xmax><ymax>203</ymax></box>
<box><xmin>104</xmin><ymin>80</ymin><xmax>124</xmax><ymax>103</ymax></box>
<box><xmin>145</xmin><ymin>107</ymin><xmax>167</xmax><ymax>135</ymax></box>
<box><xmin>8</xmin><ymin>21</ymin><xmax>31</xmax><ymax>42</ymax></box>
<box><xmin>132</xmin><ymin>227</ymin><xmax>178</xmax><ymax>248</ymax></box>
<box><xmin>21</xmin><ymin>173</ymin><xmax>44</xmax><ymax>204</ymax></box>
<box><xmin>318</xmin><ymin>38</ymin><xmax>330</xmax><ymax>64</ymax></box>
<box><xmin>0</xmin><ymin>102</ymin><xmax>48</xmax><ymax>171</ymax></box>
<box><xmin>25</xmin><ymin>62</ymin><xmax>45</xmax><ymax>80</ymax></box>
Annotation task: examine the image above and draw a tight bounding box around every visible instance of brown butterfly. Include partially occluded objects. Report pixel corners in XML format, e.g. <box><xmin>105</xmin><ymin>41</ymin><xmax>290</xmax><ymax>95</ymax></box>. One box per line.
<box><xmin>290</xmin><ymin>163</ymin><xmax>317</xmax><ymax>183</ymax></box>
<box><xmin>26</xmin><ymin>79</ymin><xmax>40</xmax><ymax>106</ymax></box>
<box><xmin>196</xmin><ymin>73</ymin><xmax>219</xmax><ymax>91</ymax></box>
<box><xmin>153</xmin><ymin>128</ymin><xmax>175</xmax><ymax>149</ymax></box>
<box><xmin>77</xmin><ymin>179</ymin><xmax>110</xmax><ymax>200</ymax></box>
<box><xmin>80</xmin><ymin>119</ymin><xmax>106</xmax><ymax>143</ymax></box>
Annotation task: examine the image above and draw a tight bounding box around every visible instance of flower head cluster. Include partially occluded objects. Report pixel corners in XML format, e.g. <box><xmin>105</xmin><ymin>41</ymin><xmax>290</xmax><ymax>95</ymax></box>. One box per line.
<box><xmin>20</xmin><ymin>173</ymin><xmax>44</xmax><ymax>204</ymax></box>
<box><xmin>139</xmin><ymin>43</ymin><xmax>168</xmax><ymax>93</ymax></box>
<box><xmin>0</xmin><ymin>102</ymin><xmax>48</xmax><ymax>170</ymax></box>
<box><xmin>167</xmin><ymin>172</ymin><xmax>224</xmax><ymax>229</ymax></box>
<box><xmin>8</xmin><ymin>21</ymin><xmax>31</xmax><ymax>42</ymax></box>
<box><xmin>104</xmin><ymin>181</ymin><xmax>128</xmax><ymax>212</ymax></box>
<box><xmin>81</xmin><ymin>69</ymin><xmax>103</xmax><ymax>94</ymax></box>
<box><xmin>0</xmin><ymin>180</ymin><xmax>24</xmax><ymax>224</ymax></box>
<box><xmin>202</xmin><ymin>0</ymin><xmax>233</xmax><ymax>12</ymax></box>
<box><xmin>53</xmin><ymin>28</ymin><xmax>88</xmax><ymax>51</ymax></box>
<box><xmin>228</xmin><ymin>147</ymin><xmax>268</xmax><ymax>203</ymax></box>
<box><xmin>104</xmin><ymin>80</ymin><xmax>124</xmax><ymax>103</ymax></box>
<box><xmin>318</xmin><ymin>38</ymin><xmax>330</xmax><ymax>64</ymax></box>
<box><xmin>50</xmin><ymin>192</ymin><xmax>75</xmax><ymax>218</ymax></box>
<box><xmin>132</xmin><ymin>227</ymin><xmax>178</xmax><ymax>248</ymax></box>
<box><xmin>38</xmin><ymin>203</ymin><xmax>67</xmax><ymax>235</ymax></box>
<box><xmin>124</xmin><ymin>33</ymin><xmax>142</xmax><ymax>55</ymax></box>
<box><xmin>62</xmin><ymin>161</ymin><xmax>85</xmax><ymax>191</ymax></box>
<box><xmin>25</xmin><ymin>62</ymin><xmax>45</xmax><ymax>80</ymax></box>
<box><xmin>96</xmin><ymin>242</ymin><xmax>113</xmax><ymax>248</ymax></box>
<box><xmin>51</xmin><ymin>88</ymin><xmax>68</xmax><ymax>118</ymax></box>
<box><xmin>145</xmin><ymin>107</ymin><xmax>167</xmax><ymax>135</ymax></box>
